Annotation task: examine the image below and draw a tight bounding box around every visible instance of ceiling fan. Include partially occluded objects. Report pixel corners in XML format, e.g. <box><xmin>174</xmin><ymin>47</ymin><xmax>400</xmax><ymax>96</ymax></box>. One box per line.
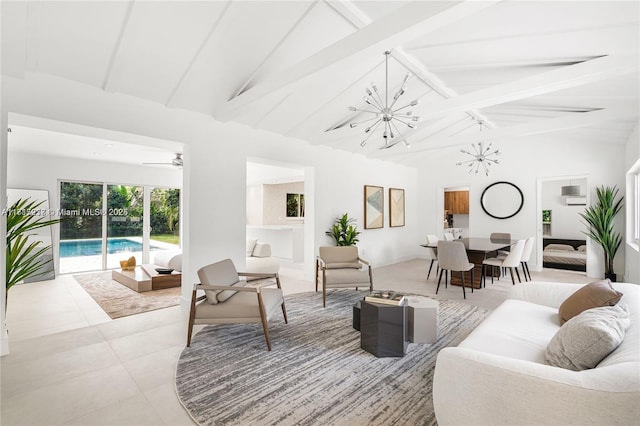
<box><xmin>142</xmin><ymin>153</ymin><xmax>183</xmax><ymax>167</ymax></box>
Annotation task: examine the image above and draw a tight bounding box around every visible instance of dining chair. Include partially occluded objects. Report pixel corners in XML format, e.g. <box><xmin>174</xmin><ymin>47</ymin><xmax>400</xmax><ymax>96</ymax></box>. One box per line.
<box><xmin>425</xmin><ymin>234</ymin><xmax>439</xmax><ymax>280</ymax></box>
<box><xmin>443</xmin><ymin>233</ymin><xmax>455</xmax><ymax>241</ymax></box>
<box><xmin>437</xmin><ymin>240</ymin><xmax>474</xmax><ymax>299</ymax></box>
<box><xmin>491</xmin><ymin>232</ymin><xmax>512</xmax><ymax>274</ymax></box>
<box><xmin>520</xmin><ymin>237</ymin><xmax>535</xmax><ymax>281</ymax></box>
<box><xmin>482</xmin><ymin>239</ymin><xmax>526</xmax><ymax>286</ymax></box>
<box><xmin>490</xmin><ymin>232</ymin><xmax>511</xmax><ymax>243</ymax></box>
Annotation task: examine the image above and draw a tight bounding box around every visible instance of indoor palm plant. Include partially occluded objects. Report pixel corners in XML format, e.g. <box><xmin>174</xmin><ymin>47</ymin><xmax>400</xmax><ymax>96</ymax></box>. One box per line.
<box><xmin>325</xmin><ymin>213</ymin><xmax>361</xmax><ymax>246</ymax></box>
<box><xmin>6</xmin><ymin>198</ymin><xmax>62</xmax><ymax>304</ymax></box>
<box><xmin>579</xmin><ymin>185</ymin><xmax>623</xmax><ymax>281</ymax></box>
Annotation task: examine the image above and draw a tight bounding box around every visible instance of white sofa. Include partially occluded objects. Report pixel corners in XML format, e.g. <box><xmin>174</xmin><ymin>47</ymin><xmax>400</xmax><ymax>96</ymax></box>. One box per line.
<box><xmin>246</xmin><ymin>239</ymin><xmax>280</xmax><ymax>279</ymax></box>
<box><xmin>151</xmin><ymin>250</ymin><xmax>182</xmax><ymax>271</ymax></box>
<box><xmin>433</xmin><ymin>281</ymin><xmax>639</xmax><ymax>426</ymax></box>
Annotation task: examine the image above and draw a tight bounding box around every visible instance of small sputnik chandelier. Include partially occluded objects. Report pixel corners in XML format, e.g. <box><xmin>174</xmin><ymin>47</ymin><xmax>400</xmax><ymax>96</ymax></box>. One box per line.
<box><xmin>348</xmin><ymin>51</ymin><xmax>420</xmax><ymax>149</ymax></box>
<box><xmin>456</xmin><ymin>121</ymin><xmax>500</xmax><ymax>176</ymax></box>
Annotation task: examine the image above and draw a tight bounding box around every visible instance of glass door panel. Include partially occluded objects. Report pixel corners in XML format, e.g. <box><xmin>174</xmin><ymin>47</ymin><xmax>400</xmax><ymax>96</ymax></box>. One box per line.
<box><xmin>59</xmin><ymin>182</ymin><xmax>104</xmax><ymax>273</ymax></box>
<box><xmin>149</xmin><ymin>188</ymin><xmax>181</xmax><ymax>264</ymax></box>
<box><xmin>106</xmin><ymin>185</ymin><xmax>144</xmax><ymax>269</ymax></box>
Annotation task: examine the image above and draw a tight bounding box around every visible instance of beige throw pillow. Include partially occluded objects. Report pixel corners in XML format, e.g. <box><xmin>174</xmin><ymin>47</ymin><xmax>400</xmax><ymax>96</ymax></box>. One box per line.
<box><xmin>545</xmin><ymin>304</ymin><xmax>630</xmax><ymax>371</ymax></box>
<box><xmin>558</xmin><ymin>279</ymin><xmax>623</xmax><ymax>325</ymax></box>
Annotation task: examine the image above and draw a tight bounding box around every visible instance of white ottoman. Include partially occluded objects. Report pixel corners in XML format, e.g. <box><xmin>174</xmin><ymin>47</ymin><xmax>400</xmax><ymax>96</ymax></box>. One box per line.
<box><xmin>406</xmin><ymin>295</ymin><xmax>439</xmax><ymax>343</ymax></box>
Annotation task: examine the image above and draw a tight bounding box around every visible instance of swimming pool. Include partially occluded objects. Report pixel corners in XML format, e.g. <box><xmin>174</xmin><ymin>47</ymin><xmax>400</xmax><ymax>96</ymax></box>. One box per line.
<box><xmin>60</xmin><ymin>238</ymin><xmax>160</xmax><ymax>257</ymax></box>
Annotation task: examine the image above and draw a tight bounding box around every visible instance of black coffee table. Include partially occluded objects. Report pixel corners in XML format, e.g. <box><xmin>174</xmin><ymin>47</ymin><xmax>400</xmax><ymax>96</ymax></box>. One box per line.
<box><xmin>359</xmin><ymin>300</ymin><xmax>408</xmax><ymax>357</ymax></box>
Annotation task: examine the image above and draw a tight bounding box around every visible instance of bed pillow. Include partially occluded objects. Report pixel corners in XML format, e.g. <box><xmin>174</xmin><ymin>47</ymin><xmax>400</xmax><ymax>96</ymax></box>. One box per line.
<box><xmin>545</xmin><ymin>304</ymin><xmax>630</xmax><ymax>371</ymax></box>
<box><xmin>558</xmin><ymin>279</ymin><xmax>623</xmax><ymax>324</ymax></box>
<box><xmin>577</xmin><ymin>245</ymin><xmax>587</xmax><ymax>252</ymax></box>
<box><xmin>545</xmin><ymin>243</ymin><xmax>575</xmax><ymax>251</ymax></box>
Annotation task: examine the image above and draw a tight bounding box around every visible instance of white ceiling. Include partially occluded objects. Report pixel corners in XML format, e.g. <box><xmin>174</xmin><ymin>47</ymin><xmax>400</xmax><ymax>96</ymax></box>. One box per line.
<box><xmin>2</xmin><ymin>1</ymin><xmax>639</xmax><ymax>167</ymax></box>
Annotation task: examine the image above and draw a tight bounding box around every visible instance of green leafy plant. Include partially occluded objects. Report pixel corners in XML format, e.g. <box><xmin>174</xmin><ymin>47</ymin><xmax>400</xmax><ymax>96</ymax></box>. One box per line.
<box><xmin>579</xmin><ymin>185</ymin><xmax>624</xmax><ymax>277</ymax></box>
<box><xmin>6</xmin><ymin>198</ymin><xmax>62</xmax><ymax>297</ymax></box>
<box><xmin>325</xmin><ymin>213</ymin><xmax>361</xmax><ymax>246</ymax></box>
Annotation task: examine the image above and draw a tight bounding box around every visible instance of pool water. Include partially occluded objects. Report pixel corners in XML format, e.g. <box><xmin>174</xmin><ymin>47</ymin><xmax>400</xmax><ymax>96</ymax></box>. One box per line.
<box><xmin>60</xmin><ymin>238</ymin><xmax>159</xmax><ymax>257</ymax></box>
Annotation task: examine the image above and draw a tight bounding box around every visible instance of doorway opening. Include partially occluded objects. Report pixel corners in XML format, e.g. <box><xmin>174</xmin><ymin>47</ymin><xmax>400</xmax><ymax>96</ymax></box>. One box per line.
<box><xmin>443</xmin><ymin>186</ymin><xmax>470</xmax><ymax>239</ymax></box>
<box><xmin>246</xmin><ymin>160</ymin><xmax>307</xmax><ymax>272</ymax></box>
<box><xmin>537</xmin><ymin>176</ymin><xmax>588</xmax><ymax>275</ymax></box>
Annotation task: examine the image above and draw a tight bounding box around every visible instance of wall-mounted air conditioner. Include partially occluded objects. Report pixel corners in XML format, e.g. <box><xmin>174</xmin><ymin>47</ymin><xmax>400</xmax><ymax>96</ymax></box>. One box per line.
<box><xmin>566</xmin><ymin>197</ymin><xmax>586</xmax><ymax>206</ymax></box>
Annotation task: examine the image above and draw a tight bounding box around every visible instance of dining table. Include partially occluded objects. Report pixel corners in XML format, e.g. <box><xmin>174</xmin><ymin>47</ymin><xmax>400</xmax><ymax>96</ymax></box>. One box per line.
<box><xmin>422</xmin><ymin>237</ymin><xmax>515</xmax><ymax>289</ymax></box>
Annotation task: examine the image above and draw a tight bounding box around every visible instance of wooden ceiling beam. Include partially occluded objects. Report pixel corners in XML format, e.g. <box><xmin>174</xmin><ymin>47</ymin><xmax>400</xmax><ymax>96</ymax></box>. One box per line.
<box><xmin>372</xmin><ymin>108</ymin><xmax>638</xmax><ymax>159</ymax></box>
<box><xmin>414</xmin><ymin>54</ymin><xmax>639</xmax><ymax>121</ymax></box>
<box><xmin>213</xmin><ymin>0</ymin><xmax>501</xmax><ymax>121</ymax></box>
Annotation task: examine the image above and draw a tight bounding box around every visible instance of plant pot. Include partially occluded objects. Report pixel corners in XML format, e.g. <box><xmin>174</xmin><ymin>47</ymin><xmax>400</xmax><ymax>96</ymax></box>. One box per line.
<box><xmin>604</xmin><ymin>273</ymin><xmax>617</xmax><ymax>282</ymax></box>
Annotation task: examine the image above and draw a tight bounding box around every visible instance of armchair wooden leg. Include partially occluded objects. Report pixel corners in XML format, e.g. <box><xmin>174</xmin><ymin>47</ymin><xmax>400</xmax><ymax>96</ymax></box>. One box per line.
<box><xmin>437</xmin><ymin>269</ymin><xmax>444</xmax><ymax>294</ymax></box>
<box><xmin>275</xmin><ymin>273</ymin><xmax>282</xmax><ymax>289</ymax></box>
<box><xmin>315</xmin><ymin>260</ymin><xmax>319</xmax><ymax>292</ymax></box>
<box><xmin>187</xmin><ymin>290</ymin><xmax>197</xmax><ymax>347</ymax></box>
<box><xmin>281</xmin><ymin>301</ymin><xmax>288</xmax><ymax>324</ymax></box>
<box><xmin>460</xmin><ymin>271</ymin><xmax>466</xmax><ymax>299</ymax></box>
<box><xmin>322</xmin><ymin>269</ymin><xmax>327</xmax><ymax>307</ymax></box>
<box><xmin>257</xmin><ymin>292</ymin><xmax>272</xmax><ymax>351</ymax></box>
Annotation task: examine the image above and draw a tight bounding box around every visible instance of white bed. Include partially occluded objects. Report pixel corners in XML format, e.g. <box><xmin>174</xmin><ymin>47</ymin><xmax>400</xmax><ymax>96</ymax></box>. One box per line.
<box><xmin>542</xmin><ymin>241</ymin><xmax>586</xmax><ymax>272</ymax></box>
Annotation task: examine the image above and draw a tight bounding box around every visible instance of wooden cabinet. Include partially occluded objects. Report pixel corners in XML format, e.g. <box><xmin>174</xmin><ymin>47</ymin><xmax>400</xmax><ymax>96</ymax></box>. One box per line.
<box><xmin>445</xmin><ymin>191</ymin><xmax>469</xmax><ymax>214</ymax></box>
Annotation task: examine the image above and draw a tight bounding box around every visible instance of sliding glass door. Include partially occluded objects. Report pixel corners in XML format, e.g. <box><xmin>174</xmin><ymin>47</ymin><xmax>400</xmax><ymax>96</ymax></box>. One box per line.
<box><xmin>105</xmin><ymin>184</ymin><xmax>144</xmax><ymax>269</ymax></box>
<box><xmin>149</xmin><ymin>187</ymin><xmax>181</xmax><ymax>263</ymax></box>
<box><xmin>59</xmin><ymin>181</ymin><xmax>180</xmax><ymax>274</ymax></box>
<box><xmin>59</xmin><ymin>182</ymin><xmax>104</xmax><ymax>274</ymax></box>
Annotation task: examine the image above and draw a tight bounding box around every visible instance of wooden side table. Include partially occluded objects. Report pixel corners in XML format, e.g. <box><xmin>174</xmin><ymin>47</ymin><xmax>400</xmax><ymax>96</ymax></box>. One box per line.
<box><xmin>360</xmin><ymin>300</ymin><xmax>408</xmax><ymax>357</ymax></box>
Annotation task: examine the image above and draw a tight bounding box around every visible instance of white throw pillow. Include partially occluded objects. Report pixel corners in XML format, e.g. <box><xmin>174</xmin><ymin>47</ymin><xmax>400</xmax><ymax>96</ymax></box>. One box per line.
<box><xmin>545</xmin><ymin>304</ymin><xmax>630</xmax><ymax>371</ymax></box>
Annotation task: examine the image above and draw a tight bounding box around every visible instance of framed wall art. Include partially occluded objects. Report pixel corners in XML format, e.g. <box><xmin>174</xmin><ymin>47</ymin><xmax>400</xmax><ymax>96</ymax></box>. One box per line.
<box><xmin>364</xmin><ymin>185</ymin><xmax>384</xmax><ymax>229</ymax></box>
<box><xmin>389</xmin><ymin>188</ymin><xmax>405</xmax><ymax>227</ymax></box>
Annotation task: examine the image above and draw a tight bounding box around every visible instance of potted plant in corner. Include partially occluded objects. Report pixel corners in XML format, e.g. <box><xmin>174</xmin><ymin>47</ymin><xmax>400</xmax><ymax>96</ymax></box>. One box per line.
<box><xmin>325</xmin><ymin>213</ymin><xmax>361</xmax><ymax>246</ymax></box>
<box><xmin>6</xmin><ymin>198</ymin><xmax>62</xmax><ymax>308</ymax></box>
<box><xmin>579</xmin><ymin>185</ymin><xmax>624</xmax><ymax>282</ymax></box>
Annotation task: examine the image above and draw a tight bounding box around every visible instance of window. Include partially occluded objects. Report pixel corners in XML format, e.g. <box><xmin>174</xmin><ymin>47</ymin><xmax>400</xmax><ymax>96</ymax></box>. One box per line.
<box><xmin>627</xmin><ymin>159</ymin><xmax>640</xmax><ymax>248</ymax></box>
<box><xmin>286</xmin><ymin>193</ymin><xmax>304</xmax><ymax>218</ymax></box>
<box><xmin>635</xmin><ymin>173</ymin><xmax>640</xmax><ymax>244</ymax></box>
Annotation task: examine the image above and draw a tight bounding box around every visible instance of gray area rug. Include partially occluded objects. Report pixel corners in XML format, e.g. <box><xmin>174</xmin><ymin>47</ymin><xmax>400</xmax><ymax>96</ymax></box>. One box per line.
<box><xmin>73</xmin><ymin>272</ymin><xmax>180</xmax><ymax>319</ymax></box>
<box><xmin>176</xmin><ymin>289</ymin><xmax>490</xmax><ymax>426</ymax></box>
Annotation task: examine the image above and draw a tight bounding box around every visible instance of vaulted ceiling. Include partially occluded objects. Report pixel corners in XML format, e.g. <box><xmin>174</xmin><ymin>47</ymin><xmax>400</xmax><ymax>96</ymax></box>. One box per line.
<box><xmin>2</xmin><ymin>1</ymin><xmax>639</xmax><ymax>167</ymax></box>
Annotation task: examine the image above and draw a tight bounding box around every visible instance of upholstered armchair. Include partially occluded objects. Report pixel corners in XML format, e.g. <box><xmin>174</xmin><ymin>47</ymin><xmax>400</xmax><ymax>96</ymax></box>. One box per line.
<box><xmin>315</xmin><ymin>246</ymin><xmax>373</xmax><ymax>307</ymax></box>
<box><xmin>187</xmin><ymin>258</ymin><xmax>287</xmax><ymax>351</ymax></box>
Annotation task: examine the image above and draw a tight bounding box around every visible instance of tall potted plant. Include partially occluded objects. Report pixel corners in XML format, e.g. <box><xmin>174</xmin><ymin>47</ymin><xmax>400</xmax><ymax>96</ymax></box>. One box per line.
<box><xmin>579</xmin><ymin>185</ymin><xmax>623</xmax><ymax>281</ymax></box>
<box><xmin>6</xmin><ymin>198</ymin><xmax>62</xmax><ymax>306</ymax></box>
<box><xmin>325</xmin><ymin>213</ymin><xmax>361</xmax><ymax>246</ymax></box>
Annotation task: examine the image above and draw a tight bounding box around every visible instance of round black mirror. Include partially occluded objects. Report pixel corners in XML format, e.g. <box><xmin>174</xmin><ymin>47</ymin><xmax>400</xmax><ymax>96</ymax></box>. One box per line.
<box><xmin>481</xmin><ymin>181</ymin><xmax>524</xmax><ymax>219</ymax></box>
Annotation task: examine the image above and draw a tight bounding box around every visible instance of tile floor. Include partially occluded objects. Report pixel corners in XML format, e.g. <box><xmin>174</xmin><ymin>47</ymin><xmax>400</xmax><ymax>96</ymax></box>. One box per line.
<box><xmin>1</xmin><ymin>260</ymin><xmax>592</xmax><ymax>425</ymax></box>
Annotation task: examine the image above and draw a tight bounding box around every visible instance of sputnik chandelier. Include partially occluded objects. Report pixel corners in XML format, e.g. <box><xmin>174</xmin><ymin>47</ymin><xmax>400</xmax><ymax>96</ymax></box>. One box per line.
<box><xmin>348</xmin><ymin>51</ymin><xmax>420</xmax><ymax>149</ymax></box>
<box><xmin>456</xmin><ymin>121</ymin><xmax>500</xmax><ymax>176</ymax></box>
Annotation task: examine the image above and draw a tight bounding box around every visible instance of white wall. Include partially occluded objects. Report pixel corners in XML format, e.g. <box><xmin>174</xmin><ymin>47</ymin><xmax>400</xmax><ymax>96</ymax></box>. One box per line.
<box><xmin>541</xmin><ymin>178</ymin><xmax>587</xmax><ymax>240</ymax></box>
<box><xmin>246</xmin><ymin>184</ymin><xmax>263</xmax><ymax>225</ymax></box>
<box><xmin>625</xmin><ymin>120</ymin><xmax>640</xmax><ymax>284</ymax></box>
<box><xmin>2</xmin><ymin>73</ymin><xmax>418</xmax><ymax>313</ymax></box>
<box><xmin>417</xmin><ymin>133</ymin><xmax>626</xmax><ymax>277</ymax></box>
